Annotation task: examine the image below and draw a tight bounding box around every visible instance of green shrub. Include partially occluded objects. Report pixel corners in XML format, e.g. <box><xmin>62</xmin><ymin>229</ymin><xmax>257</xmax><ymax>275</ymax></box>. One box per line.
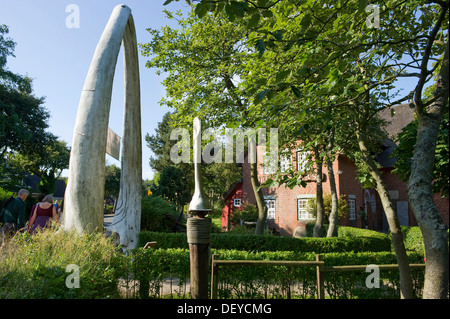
<box><xmin>229</xmin><ymin>204</ymin><xmax>258</xmax><ymax>226</ymax></box>
<box><xmin>0</xmin><ymin>225</ymin><xmax>425</xmax><ymax>299</ymax></box>
<box><xmin>226</xmin><ymin>225</ymin><xmax>255</xmax><ymax>234</ymax></box>
<box><xmin>137</xmin><ymin>230</ymin><xmax>392</xmax><ymax>253</ymax></box>
<box><xmin>141</xmin><ymin>195</ymin><xmax>178</xmax><ymax>232</ymax></box>
<box><xmin>129</xmin><ymin>248</ymin><xmax>424</xmax><ymax>299</ymax></box>
<box><xmin>0</xmin><ymin>187</ymin><xmax>14</xmax><ymax>206</ymax></box>
<box><xmin>400</xmin><ymin>226</ymin><xmax>449</xmax><ymax>254</ymax></box>
<box><xmin>401</xmin><ymin>226</ymin><xmax>425</xmax><ymax>254</ymax></box>
<box><xmin>307</xmin><ymin>194</ymin><xmax>350</xmax><ymax>222</ymax></box>
<box><xmin>337</xmin><ymin>226</ymin><xmax>389</xmax><ymax>239</ymax></box>
<box><xmin>129</xmin><ymin>248</ymin><xmax>190</xmax><ymax>298</ymax></box>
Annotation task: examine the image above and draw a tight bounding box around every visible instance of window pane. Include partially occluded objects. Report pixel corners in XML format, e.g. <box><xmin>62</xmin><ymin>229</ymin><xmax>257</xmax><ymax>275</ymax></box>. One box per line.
<box><xmin>297</xmin><ymin>151</ymin><xmax>308</xmax><ymax>172</ymax></box>
<box><xmin>348</xmin><ymin>199</ymin><xmax>356</xmax><ymax>220</ymax></box>
<box><xmin>265</xmin><ymin>199</ymin><xmax>276</xmax><ymax>219</ymax></box>
<box><xmin>298</xmin><ymin>199</ymin><xmax>314</xmax><ymax>220</ymax></box>
<box><xmin>280</xmin><ymin>155</ymin><xmax>290</xmax><ymax>172</ymax></box>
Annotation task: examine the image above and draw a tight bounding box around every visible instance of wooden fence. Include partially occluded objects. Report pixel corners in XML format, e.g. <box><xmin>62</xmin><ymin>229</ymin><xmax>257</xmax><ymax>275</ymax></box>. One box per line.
<box><xmin>210</xmin><ymin>254</ymin><xmax>426</xmax><ymax>299</ymax></box>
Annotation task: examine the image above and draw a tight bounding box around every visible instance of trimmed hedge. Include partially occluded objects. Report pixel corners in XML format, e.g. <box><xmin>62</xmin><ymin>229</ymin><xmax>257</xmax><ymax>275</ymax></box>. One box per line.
<box><xmin>138</xmin><ymin>230</ymin><xmax>392</xmax><ymax>253</ymax></box>
<box><xmin>129</xmin><ymin>248</ymin><xmax>425</xmax><ymax>299</ymax></box>
<box><xmin>400</xmin><ymin>226</ymin><xmax>449</xmax><ymax>254</ymax></box>
<box><xmin>337</xmin><ymin>226</ymin><xmax>388</xmax><ymax>239</ymax></box>
<box><xmin>401</xmin><ymin>226</ymin><xmax>425</xmax><ymax>254</ymax></box>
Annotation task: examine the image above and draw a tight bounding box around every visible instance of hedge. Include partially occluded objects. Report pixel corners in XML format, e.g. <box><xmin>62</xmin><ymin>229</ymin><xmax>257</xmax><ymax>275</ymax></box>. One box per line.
<box><xmin>399</xmin><ymin>226</ymin><xmax>449</xmax><ymax>254</ymax></box>
<box><xmin>128</xmin><ymin>248</ymin><xmax>425</xmax><ymax>299</ymax></box>
<box><xmin>137</xmin><ymin>230</ymin><xmax>392</xmax><ymax>253</ymax></box>
<box><xmin>1</xmin><ymin>226</ymin><xmax>425</xmax><ymax>299</ymax></box>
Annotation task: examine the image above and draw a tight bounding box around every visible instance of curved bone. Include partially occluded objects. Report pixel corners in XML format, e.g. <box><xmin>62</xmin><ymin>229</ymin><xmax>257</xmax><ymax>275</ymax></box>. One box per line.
<box><xmin>64</xmin><ymin>4</ymin><xmax>141</xmax><ymax>250</ymax></box>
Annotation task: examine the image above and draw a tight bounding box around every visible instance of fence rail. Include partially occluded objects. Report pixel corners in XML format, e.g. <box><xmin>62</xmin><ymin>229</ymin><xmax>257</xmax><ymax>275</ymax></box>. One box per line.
<box><xmin>210</xmin><ymin>254</ymin><xmax>426</xmax><ymax>299</ymax></box>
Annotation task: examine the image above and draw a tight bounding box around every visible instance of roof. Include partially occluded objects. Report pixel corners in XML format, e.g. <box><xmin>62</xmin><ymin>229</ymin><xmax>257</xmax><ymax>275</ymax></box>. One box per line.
<box><xmin>222</xmin><ymin>179</ymin><xmax>242</xmax><ymax>201</ymax></box>
<box><xmin>24</xmin><ymin>173</ymin><xmax>66</xmax><ymax>198</ymax></box>
<box><xmin>376</xmin><ymin>104</ymin><xmax>416</xmax><ymax>168</ymax></box>
<box><xmin>379</xmin><ymin>103</ymin><xmax>415</xmax><ymax>140</ymax></box>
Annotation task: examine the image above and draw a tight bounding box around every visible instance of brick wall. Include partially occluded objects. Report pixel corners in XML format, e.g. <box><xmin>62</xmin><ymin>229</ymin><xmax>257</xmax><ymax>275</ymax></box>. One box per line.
<box><xmin>239</xmin><ymin>146</ymin><xmax>449</xmax><ymax>237</ymax></box>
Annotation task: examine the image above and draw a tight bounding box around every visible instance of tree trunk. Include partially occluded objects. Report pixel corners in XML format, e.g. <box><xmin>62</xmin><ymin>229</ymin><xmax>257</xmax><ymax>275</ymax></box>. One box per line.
<box><xmin>326</xmin><ymin>128</ymin><xmax>339</xmax><ymax>237</ymax></box>
<box><xmin>408</xmin><ymin>40</ymin><xmax>449</xmax><ymax>299</ymax></box>
<box><xmin>356</xmin><ymin>129</ymin><xmax>413</xmax><ymax>299</ymax></box>
<box><xmin>326</xmin><ymin>158</ymin><xmax>339</xmax><ymax>237</ymax></box>
<box><xmin>313</xmin><ymin>146</ymin><xmax>324</xmax><ymax>237</ymax></box>
<box><xmin>249</xmin><ymin>141</ymin><xmax>267</xmax><ymax>235</ymax></box>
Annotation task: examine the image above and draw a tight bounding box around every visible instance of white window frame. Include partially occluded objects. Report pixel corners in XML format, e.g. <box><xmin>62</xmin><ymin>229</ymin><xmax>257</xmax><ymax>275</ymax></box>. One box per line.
<box><xmin>296</xmin><ymin>151</ymin><xmax>308</xmax><ymax>172</ymax></box>
<box><xmin>265</xmin><ymin>199</ymin><xmax>276</xmax><ymax>220</ymax></box>
<box><xmin>280</xmin><ymin>154</ymin><xmax>291</xmax><ymax>173</ymax></box>
<box><xmin>297</xmin><ymin>195</ymin><xmax>315</xmax><ymax>221</ymax></box>
<box><xmin>348</xmin><ymin>195</ymin><xmax>356</xmax><ymax>220</ymax></box>
<box><xmin>233</xmin><ymin>198</ymin><xmax>241</xmax><ymax>207</ymax></box>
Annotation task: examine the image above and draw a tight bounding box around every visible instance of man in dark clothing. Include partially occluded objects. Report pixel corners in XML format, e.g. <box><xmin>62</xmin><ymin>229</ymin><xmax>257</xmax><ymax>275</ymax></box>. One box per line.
<box><xmin>0</xmin><ymin>189</ymin><xmax>29</xmax><ymax>240</ymax></box>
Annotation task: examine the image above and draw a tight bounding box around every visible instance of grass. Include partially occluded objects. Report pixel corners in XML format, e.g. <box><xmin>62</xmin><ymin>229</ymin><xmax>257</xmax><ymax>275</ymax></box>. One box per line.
<box><xmin>0</xmin><ymin>223</ymin><xmax>126</xmax><ymax>298</ymax></box>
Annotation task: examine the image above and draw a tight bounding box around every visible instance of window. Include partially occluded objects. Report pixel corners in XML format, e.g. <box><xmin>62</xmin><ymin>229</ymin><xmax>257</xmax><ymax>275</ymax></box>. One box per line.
<box><xmin>280</xmin><ymin>155</ymin><xmax>291</xmax><ymax>173</ymax></box>
<box><xmin>233</xmin><ymin>198</ymin><xmax>241</xmax><ymax>207</ymax></box>
<box><xmin>265</xmin><ymin>199</ymin><xmax>276</xmax><ymax>220</ymax></box>
<box><xmin>297</xmin><ymin>198</ymin><xmax>315</xmax><ymax>220</ymax></box>
<box><xmin>296</xmin><ymin>151</ymin><xmax>308</xmax><ymax>172</ymax></box>
<box><xmin>263</xmin><ymin>159</ymin><xmax>277</xmax><ymax>174</ymax></box>
<box><xmin>348</xmin><ymin>197</ymin><xmax>356</xmax><ymax>220</ymax></box>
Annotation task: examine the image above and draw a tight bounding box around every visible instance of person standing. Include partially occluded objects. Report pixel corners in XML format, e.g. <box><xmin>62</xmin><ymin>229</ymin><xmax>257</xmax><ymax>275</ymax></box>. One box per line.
<box><xmin>27</xmin><ymin>193</ymin><xmax>46</xmax><ymax>228</ymax></box>
<box><xmin>0</xmin><ymin>189</ymin><xmax>29</xmax><ymax>240</ymax></box>
<box><xmin>28</xmin><ymin>194</ymin><xmax>60</xmax><ymax>234</ymax></box>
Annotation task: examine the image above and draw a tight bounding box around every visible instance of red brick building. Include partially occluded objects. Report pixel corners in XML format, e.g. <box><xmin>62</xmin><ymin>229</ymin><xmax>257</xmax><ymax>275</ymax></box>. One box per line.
<box><xmin>222</xmin><ymin>104</ymin><xmax>449</xmax><ymax>236</ymax></box>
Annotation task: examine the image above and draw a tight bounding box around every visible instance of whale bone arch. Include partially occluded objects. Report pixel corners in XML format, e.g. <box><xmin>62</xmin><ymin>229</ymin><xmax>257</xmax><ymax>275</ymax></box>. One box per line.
<box><xmin>64</xmin><ymin>4</ymin><xmax>142</xmax><ymax>250</ymax></box>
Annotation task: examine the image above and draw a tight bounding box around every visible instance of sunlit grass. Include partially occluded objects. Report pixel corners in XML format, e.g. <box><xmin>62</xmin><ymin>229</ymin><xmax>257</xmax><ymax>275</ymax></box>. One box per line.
<box><xmin>0</xmin><ymin>223</ymin><xmax>126</xmax><ymax>298</ymax></box>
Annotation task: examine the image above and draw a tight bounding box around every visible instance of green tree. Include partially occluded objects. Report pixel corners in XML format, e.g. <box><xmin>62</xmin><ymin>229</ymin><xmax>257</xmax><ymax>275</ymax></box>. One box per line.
<box><xmin>157</xmin><ymin>165</ymin><xmax>191</xmax><ymax>209</ymax></box>
<box><xmin>141</xmin><ymin>8</ymin><xmax>269</xmax><ymax>234</ymax></box>
<box><xmin>172</xmin><ymin>0</ymin><xmax>450</xmax><ymax>298</ymax></box>
<box><xmin>145</xmin><ymin>111</ymin><xmax>241</xmax><ymax>213</ymax></box>
<box><xmin>145</xmin><ymin>111</ymin><xmax>195</xmax><ymax>205</ymax></box>
<box><xmin>105</xmin><ymin>164</ymin><xmax>121</xmax><ymax>212</ymax></box>
<box><xmin>393</xmin><ymin>100</ymin><xmax>449</xmax><ymax>198</ymax></box>
<box><xmin>1</xmin><ymin>25</ymin><xmax>51</xmax><ymax>158</ymax></box>
<box><xmin>105</xmin><ymin>164</ymin><xmax>121</xmax><ymax>198</ymax></box>
<box><xmin>145</xmin><ymin>112</ymin><xmax>176</xmax><ymax>173</ymax></box>
<box><xmin>8</xmin><ymin>138</ymin><xmax>70</xmax><ymax>194</ymax></box>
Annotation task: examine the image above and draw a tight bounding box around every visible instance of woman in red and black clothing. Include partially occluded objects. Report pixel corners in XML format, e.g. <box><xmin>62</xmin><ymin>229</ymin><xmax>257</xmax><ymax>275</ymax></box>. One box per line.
<box><xmin>28</xmin><ymin>194</ymin><xmax>61</xmax><ymax>234</ymax></box>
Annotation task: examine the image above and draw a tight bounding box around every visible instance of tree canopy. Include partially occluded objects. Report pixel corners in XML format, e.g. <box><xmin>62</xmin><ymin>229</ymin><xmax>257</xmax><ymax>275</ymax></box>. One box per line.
<box><xmin>1</xmin><ymin>24</ymin><xmax>70</xmax><ymax>194</ymax></box>
<box><xmin>161</xmin><ymin>0</ymin><xmax>449</xmax><ymax>298</ymax></box>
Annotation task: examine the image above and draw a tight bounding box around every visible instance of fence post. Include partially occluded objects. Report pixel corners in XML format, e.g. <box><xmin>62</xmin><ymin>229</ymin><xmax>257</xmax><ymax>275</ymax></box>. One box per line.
<box><xmin>210</xmin><ymin>254</ymin><xmax>219</xmax><ymax>299</ymax></box>
<box><xmin>316</xmin><ymin>254</ymin><xmax>324</xmax><ymax>299</ymax></box>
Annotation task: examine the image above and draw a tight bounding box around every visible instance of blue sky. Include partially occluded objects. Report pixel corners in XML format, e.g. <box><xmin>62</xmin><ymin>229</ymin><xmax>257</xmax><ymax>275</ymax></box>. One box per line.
<box><xmin>0</xmin><ymin>0</ymin><xmax>190</xmax><ymax>180</ymax></box>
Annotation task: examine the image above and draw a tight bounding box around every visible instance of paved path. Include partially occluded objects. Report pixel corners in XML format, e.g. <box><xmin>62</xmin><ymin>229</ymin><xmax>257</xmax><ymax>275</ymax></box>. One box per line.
<box><xmin>104</xmin><ymin>213</ymin><xmax>114</xmax><ymax>228</ymax></box>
